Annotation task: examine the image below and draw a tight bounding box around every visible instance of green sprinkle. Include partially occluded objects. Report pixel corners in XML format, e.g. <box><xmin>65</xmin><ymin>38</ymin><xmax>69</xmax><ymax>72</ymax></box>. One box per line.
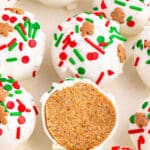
<box><xmin>78</xmin><ymin>67</ymin><xmax>86</xmax><ymax>75</ymax></box>
<box><xmin>28</xmin><ymin>22</ymin><xmax>33</xmax><ymax>38</ymax></box>
<box><xmin>15</xmin><ymin>25</ymin><xmax>28</xmax><ymax>41</ymax></box>
<box><xmin>136</xmin><ymin>40</ymin><xmax>143</xmax><ymax>50</ymax></box>
<box><xmin>147</xmin><ymin>49</ymin><xmax>150</xmax><ymax>56</ymax></box>
<box><xmin>8</xmin><ymin>93</ymin><xmax>13</xmax><ymax>97</ymax></box>
<box><xmin>84</xmin><ymin>12</ymin><xmax>91</xmax><ymax>15</ymax></box>
<box><xmin>32</xmin><ymin>22</ymin><xmax>40</xmax><ymax>39</ymax></box>
<box><xmin>147</xmin><ymin>113</ymin><xmax>150</xmax><ymax>119</ymax></box>
<box><xmin>85</xmin><ymin>18</ymin><xmax>94</xmax><ymax>23</ymax></box>
<box><xmin>10</xmin><ymin>112</ymin><xmax>22</xmax><ymax>116</ymax></box>
<box><xmin>114</xmin><ymin>0</ymin><xmax>126</xmax><ymax>6</ymax></box>
<box><xmin>65</xmin><ymin>77</ymin><xmax>75</xmax><ymax>81</ymax></box>
<box><xmin>75</xmin><ymin>25</ymin><xmax>79</xmax><ymax>33</ymax></box>
<box><xmin>0</xmin><ymin>78</ymin><xmax>7</xmax><ymax>82</ymax></box>
<box><xmin>146</xmin><ymin>60</ymin><xmax>150</xmax><ymax>64</ymax></box>
<box><xmin>6</xmin><ymin>57</ymin><xmax>18</xmax><ymax>62</ymax></box>
<box><xmin>73</xmin><ymin>49</ymin><xmax>85</xmax><ymax>62</ymax></box>
<box><xmin>129</xmin><ymin>115</ymin><xmax>135</xmax><ymax>124</ymax></box>
<box><xmin>126</xmin><ymin>16</ymin><xmax>133</xmax><ymax>22</ymax></box>
<box><xmin>69</xmin><ymin>57</ymin><xmax>76</xmax><ymax>65</ymax></box>
<box><xmin>7</xmin><ymin>78</ymin><xmax>15</xmax><ymax>83</ymax></box>
<box><xmin>24</xmin><ymin>18</ymin><xmax>29</xmax><ymax>28</ymax></box>
<box><xmin>99</xmin><ymin>15</ymin><xmax>103</xmax><ymax>19</ymax></box>
<box><xmin>97</xmin><ymin>36</ymin><xmax>105</xmax><ymax>43</ymax></box>
<box><xmin>15</xmin><ymin>90</ymin><xmax>23</xmax><ymax>94</ymax></box>
<box><xmin>4</xmin><ymin>84</ymin><xmax>12</xmax><ymax>91</ymax></box>
<box><xmin>129</xmin><ymin>5</ymin><xmax>143</xmax><ymax>11</ymax></box>
<box><xmin>55</xmin><ymin>33</ymin><xmax>64</xmax><ymax>47</ymax></box>
<box><xmin>54</xmin><ymin>33</ymin><xmax>57</xmax><ymax>41</ymax></box>
<box><xmin>142</xmin><ymin>101</ymin><xmax>149</xmax><ymax>109</ymax></box>
<box><xmin>109</xmin><ymin>35</ymin><xmax>128</xmax><ymax>42</ymax></box>
<box><xmin>48</xmin><ymin>86</ymin><xmax>55</xmax><ymax>93</ymax></box>
<box><xmin>132</xmin><ymin>44</ymin><xmax>135</xmax><ymax>50</ymax></box>
<box><xmin>93</xmin><ymin>7</ymin><xmax>99</xmax><ymax>11</ymax></box>
<box><xmin>8</xmin><ymin>42</ymin><xmax>18</xmax><ymax>51</ymax></box>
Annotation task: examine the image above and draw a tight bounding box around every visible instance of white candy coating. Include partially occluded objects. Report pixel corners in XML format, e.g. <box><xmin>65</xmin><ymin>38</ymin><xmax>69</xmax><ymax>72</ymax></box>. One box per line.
<box><xmin>37</xmin><ymin>0</ymin><xmax>78</xmax><ymax>9</ymax></box>
<box><xmin>51</xmin><ymin>12</ymin><xmax>127</xmax><ymax>86</ymax></box>
<box><xmin>129</xmin><ymin>97</ymin><xmax>150</xmax><ymax>150</ymax></box>
<box><xmin>0</xmin><ymin>74</ymin><xmax>37</xmax><ymax>148</ymax></box>
<box><xmin>132</xmin><ymin>26</ymin><xmax>150</xmax><ymax>89</ymax></box>
<box><xmin>0</xmin><ymin>0</ymin><xmax>17</xmax><ymax>8</ymax></box>
<box><xmin>93</xmin><ymin>0</ymin><xmax>149</xmax><ymax>36</ymax></box>
<box><xmin>0</xmin><ymin>8</ymin><xmax>45</xmax><ymax>81</ymax></box>
<box><xmin>40</xmin><ymin>77</ymin><xmax>119</xmax><ymax>150</ymax></box>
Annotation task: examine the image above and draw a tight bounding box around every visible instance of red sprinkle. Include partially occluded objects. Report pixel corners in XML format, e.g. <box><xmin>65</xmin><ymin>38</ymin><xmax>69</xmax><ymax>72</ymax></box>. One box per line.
<box><xmin>0</xmin><ymin>44</ymin><xmax>7</xmax><ymax>50</ymax></box>
<box><xmin>13</xmin><ymin>81</ymin><xmax>20</xmax><ymax>89</ymax></box>
<box><xmin>28</xmin><ymin>39</ymin><xmax>37</xmax><ymax>48</ymax></box>
<box><xmin>58</xmin><ymin>25</ymin><xmax>63</xmax><ymax>31</ymax></box>
<box><xmin>138</xmin><ymin>135</ymin><xmax>145</xmax><ymax>150</ymax></box>
<box><xmin>2</xmin><ymin>14</ymin><xmax>9</xmax><ymax>21</ymax></box>
<box><xmin>21</xmin><ymin>56</ymin><xmax>30</xmax><ymax>64</ymax></box>
<box><xmin>134</xmin><ymin>57</ymin><xmax>140</xmax><ymax>67</ymax></box>
<box><xmin>128</xmin><ymin>129</ymin><xmax>144</xmax><ymax>134</ymax></box>
<box><xmin>19</xmin><ymin>42</ymin><xmax>23</xmax><ymax>51</ymax></box>
<box><xmin>16</xmin><ymin>127</ymin><xmax>21</xmax><ymax>139</ymax></box>
<box><xmin>108</xmin><ymin>70</ymin><xmax>115</xmax><ymax>76</ymax></box>
<box><xmin>105</xmin><ymin>21</ymin><xmax>110</xmax><ymax>27</ymax></box>
<box><xmin>18</xmin><ymin>104</ymin><xmax>26</xmax><ymax>112</ymax></box>
<box><xmin>0</xmin><ymin>129</ymin><xmax>3</xmax><ymax>136</ymax></box>
<box><xmin>18</xmin><ymin>116</ymin><xmax>26</xmax><ymax>124</ymax></box>
<box><xmin>76</xmin><ymin>17</ymin><xmax>83</xmax><ymax>22</ymax></box>
<box><xmin>20</xmin><ymin>23</ymin><xmax>27</xmax><ymax>35</ymax></box>
<box><xmin>101</xmin><ymin>0</ymin><xmax>107</xmax><ymax>9</ymax></box>
<box><xmin>85</xmin><ymin>38</ymin><xmax>105</xmax><ymax>55</ymax></box>
<box><xmin>87</xmin><ymin>52</ymin><xmax>99</xmax><ymax>61</ymax></box>
<box><xmin>8</xmin><ymin>38</ymin><xmax>17</xmax><ymax>47</ymax></box>
<box><xmin>33</xmin><ymin>105</ymin><xmax>38</xmax><ymax>115</ymax></box>
<box><xmin>59</xmin><ymin>52</ymin><xmax>68</xmax><ymax>60</ymax></box>
<box><xmin>7</xmin><ymin>101</ymin><xmax>15</xmax><ymax>109</ymax></box>
<box><xmin>32</xmin><ymin>70</ymin><xmax>37</xmax><ymax>77</ymax></box>
<box><xmin>58</xmin><ymin>61</ymin><xmax>64</xmax><ymax>67</ymax></box>
<box><xmin>96</xmin><ymin>72</ymin><xmax>105</xmax><ymax>85</ymax></box>
<box><xmin>10</xmin><ymin>16</ymin><xmax>17</xmax><ymax>23</ymax></box>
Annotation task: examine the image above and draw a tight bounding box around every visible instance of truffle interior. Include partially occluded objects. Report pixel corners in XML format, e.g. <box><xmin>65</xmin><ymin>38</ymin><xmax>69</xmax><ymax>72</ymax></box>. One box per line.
<box><xmin>45</xmin><ymin>82</ymin><xmax>116</xmax><ymax>150</ymax></box>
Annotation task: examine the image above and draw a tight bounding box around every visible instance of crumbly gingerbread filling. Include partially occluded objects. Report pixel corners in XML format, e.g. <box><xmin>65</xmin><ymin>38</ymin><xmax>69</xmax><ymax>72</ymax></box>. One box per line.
<box><xmin>45</xmin><ymin>83</ymin><xmax>116</xmax><ymax>150</ymax></box>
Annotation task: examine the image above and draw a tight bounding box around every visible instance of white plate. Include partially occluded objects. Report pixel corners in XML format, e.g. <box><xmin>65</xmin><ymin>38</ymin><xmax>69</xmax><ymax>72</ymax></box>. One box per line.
<box><xmin>5</xmin><ymin>0</ymin><xmax>150</xmax><ymax>149</ymax></box>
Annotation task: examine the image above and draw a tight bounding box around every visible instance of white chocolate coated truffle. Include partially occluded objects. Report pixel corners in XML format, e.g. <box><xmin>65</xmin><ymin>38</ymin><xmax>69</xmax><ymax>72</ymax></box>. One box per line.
<box><xmin>41</xmin><ymin>77</ymin><xmax>118</xmax><ymax>150</ymax></box>
<box><xmin>132</xmin><ymin>26</ymin><xmax>150</xmax><ymax>88</ymax></box>
<box><xmin>51</xmin><ymin>12</ymin><xmax>127</xmax><ymax>86</ymax></box>
<box><xmin>0</xmin><ymin>74</ymin><xmax>38</xmax><ymax>148</ymax></box>
<box><xmin>93</xmin><ymin>0</ymin><xmax>149</xmax><ymax>36</ymax></box>
<box><xmin>0</xmin><ymin>8</ymin><xmax>45</xmax><ymax>80</ymax></box>
<box><xmin>129</xmin><ymin>97</ymin><xmax>150</xmax><ymax>150</ymax></box>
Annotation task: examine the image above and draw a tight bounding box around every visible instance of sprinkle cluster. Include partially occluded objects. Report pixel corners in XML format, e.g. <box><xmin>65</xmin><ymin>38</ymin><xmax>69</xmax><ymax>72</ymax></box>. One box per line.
<box><xmin>53</xmin><ymin>12</ymin><xmax>127</xmax><ymax>85</ymax></box>
<box><xmin>0</xmin><ymin>8</ymin><xmax>42</xmax><ymax>78</ymax></box>
<box><xmin>129</xmin><ymin>100</ymin><xmax>150</xmax><ymax>150</ymax></box>
<box><xmin>0</xmin><ymin>74</ymin><xmax>38</xmax><ymax>140</ymax></box>
<box><xmin>93</xmin><ymin>0</ymin><xmax>147</xmax><ymax>28</ymax></box>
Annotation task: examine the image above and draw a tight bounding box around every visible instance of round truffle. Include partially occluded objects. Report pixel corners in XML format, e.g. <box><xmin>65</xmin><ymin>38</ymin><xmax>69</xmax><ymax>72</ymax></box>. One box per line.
<box><xmin>41</xmin><ymin>77</ymin><xmax>118</xmax><ymax>150</ymax></box>
<box><xmin>93</xmin><ymin>0</ymin><xmax>149</xmax><ymax>36</ymax></box>
<box><xmin>128</xmin><ymin>97</ymin><xmax>150</xmax><ymax>150</ymax></box>
<box><xmin>0</xmin><ymin>8</ymin><xmax>45</xmax><ymax>80</ymax></box>
<box><xmin>0</xmin><ymin>0</ymin><xmax>17</xmax><ymax>8</ymax></box>
<box><xmin>132</xmin><ymin>26</ymin><xmax>150</xmax><ymax>88</ymax></box>
<box><xmin>51</xmin><ymin>12</ymin><xmax>127</xmax><ymax>86</ymax></box>
<box><xmin>0</xmin><ymin>74</ymin><xmax>38</xmax><ymax>148</ymax></box>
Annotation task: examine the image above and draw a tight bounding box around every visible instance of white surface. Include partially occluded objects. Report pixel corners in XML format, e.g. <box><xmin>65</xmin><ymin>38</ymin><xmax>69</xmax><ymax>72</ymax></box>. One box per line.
<box><xmin>5</xmin><ymin>0</ymin><xmax>150</xmax><ymax>150</ymax></box>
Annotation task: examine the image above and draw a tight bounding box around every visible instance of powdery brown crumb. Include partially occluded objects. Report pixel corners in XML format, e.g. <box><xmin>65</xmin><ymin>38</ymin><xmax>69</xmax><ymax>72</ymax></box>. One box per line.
<box><xmin>45</xmin><ymin>83</ymin><xmax>116</xmax><ymax>150</ymax></box>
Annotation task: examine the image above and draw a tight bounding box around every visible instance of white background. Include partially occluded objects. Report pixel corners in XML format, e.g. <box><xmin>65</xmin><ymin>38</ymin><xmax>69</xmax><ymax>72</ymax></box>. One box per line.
<box><xmin>6</xmin><ymin>0</ymin><xmax>150</xmax><ymax>149</ymax></box>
